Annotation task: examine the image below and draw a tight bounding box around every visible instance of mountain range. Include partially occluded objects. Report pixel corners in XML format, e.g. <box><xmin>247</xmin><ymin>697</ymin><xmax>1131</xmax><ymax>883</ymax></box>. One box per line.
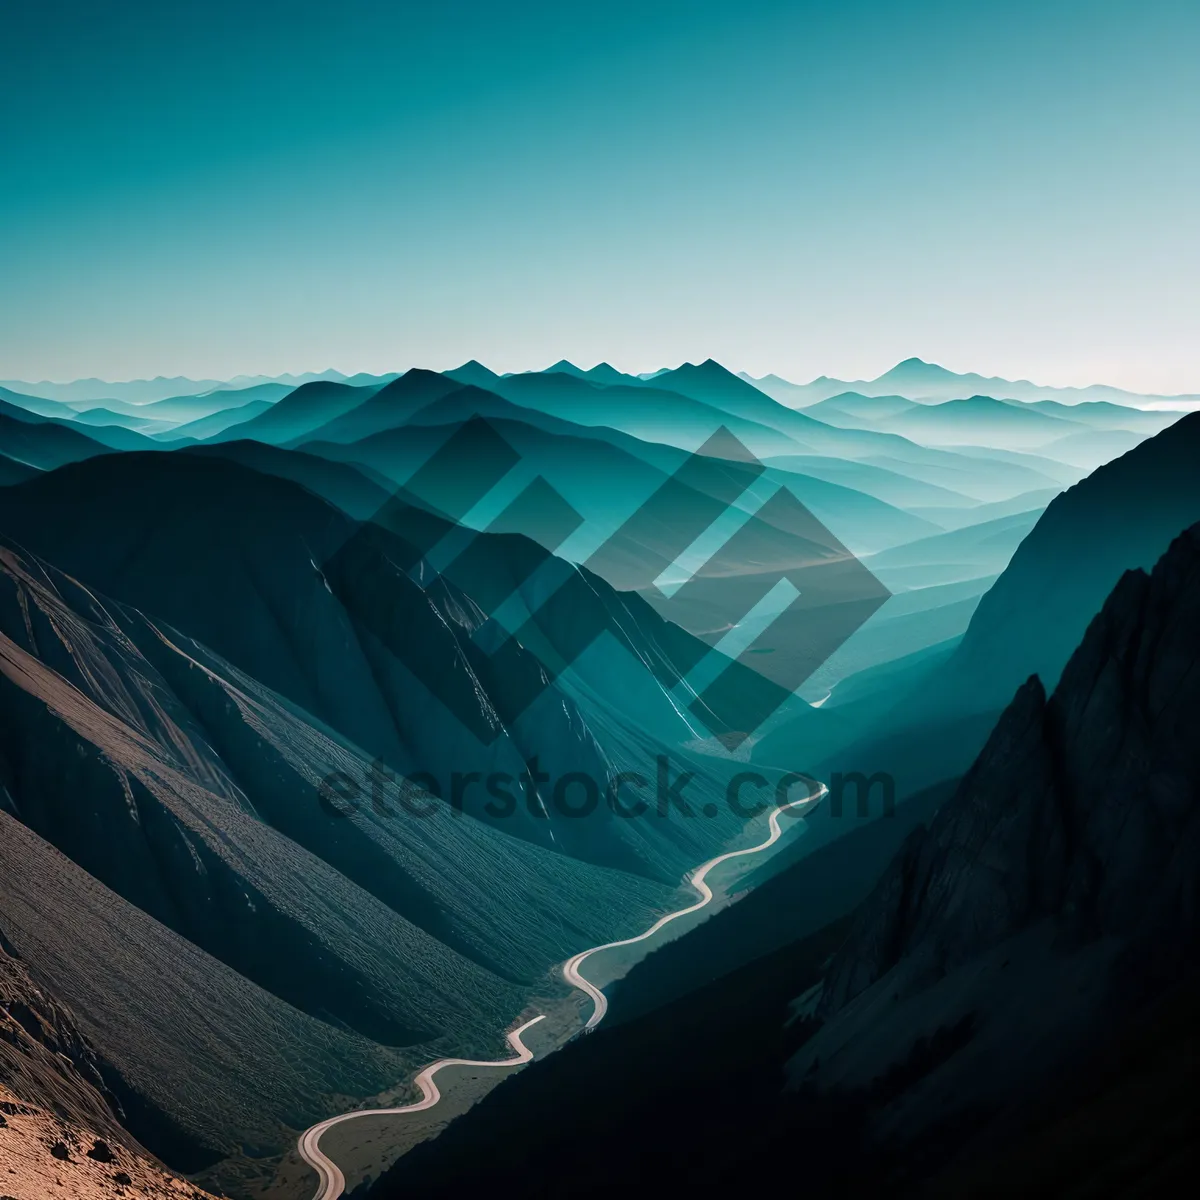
<box><xmin>368</xmin><ymin>507</ymin><xmax>1200</xmax><ymax>1200</ymax></box>
<box><xmin>743</xmin><ymin>356</ymin><xmax>1200</xmax><ymax>409</ymax></box>
<box><xmin>2</xmin><ymin>354</ymin><xmax>1197</xmax><ymax>1199</ymax></box>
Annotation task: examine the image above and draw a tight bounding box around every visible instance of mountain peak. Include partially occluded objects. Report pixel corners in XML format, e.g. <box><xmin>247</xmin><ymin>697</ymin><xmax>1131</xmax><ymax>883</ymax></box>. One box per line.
<box><xmin>667</xmin><ymin>358</ymin><xmax>741</xmax><ymax>381</ymax></box>
<box><xmin>447</xmin><ymin>360</ymin><xmax>501</xmax><ymax>388</ymax></box>
<box><xmin>885</xmin><ymin>356</ymin><xmax>948</xmax><ymax>376</ymax></box>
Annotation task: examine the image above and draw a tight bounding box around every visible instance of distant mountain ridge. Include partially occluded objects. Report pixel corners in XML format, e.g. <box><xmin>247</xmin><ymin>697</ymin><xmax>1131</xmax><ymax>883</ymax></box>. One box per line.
<box><xmin>0</xmin><ymin>370</ymin><xmax>349</xmax><ymax>406</ymax></box>
<box><xmin>743</xmin><ymin>356</ymin><xmax>1200</xmax><ymax>409</ymax></box>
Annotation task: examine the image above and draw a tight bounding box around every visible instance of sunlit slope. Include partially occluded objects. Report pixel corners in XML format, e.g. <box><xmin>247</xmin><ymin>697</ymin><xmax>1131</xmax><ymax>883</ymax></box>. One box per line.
<box><xmin>0</xmin><ymin>453</ymin><xmax>773</xmax><ymax>879</ymax></box>
<box><xmin>0</xmin><ymin>536</ymin><xmax>690</xmax><ymax>1161</ymax></box>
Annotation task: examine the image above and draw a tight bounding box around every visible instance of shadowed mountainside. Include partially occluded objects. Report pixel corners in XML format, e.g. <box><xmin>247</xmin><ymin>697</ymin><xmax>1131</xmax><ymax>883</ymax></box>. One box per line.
<box><xmin>368</xmin><ymin>519</ymin><xmax>1200</xmax><ymax>1199</ymax></box>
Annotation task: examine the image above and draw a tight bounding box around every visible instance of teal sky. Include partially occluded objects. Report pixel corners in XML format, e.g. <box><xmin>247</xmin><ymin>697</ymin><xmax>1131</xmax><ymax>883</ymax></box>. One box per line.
<box><xmin>2</xmin><ymin>0</ymin><xmax>1197</xmax><ymax>392</ymax></box>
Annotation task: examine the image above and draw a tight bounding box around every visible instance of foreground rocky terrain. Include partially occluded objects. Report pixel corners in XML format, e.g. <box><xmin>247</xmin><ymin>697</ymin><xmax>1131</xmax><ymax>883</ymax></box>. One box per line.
<box><xmin>0</xmin><ymin>943</ymin><xmax>220</xmax><ymax>1200</ymax></box>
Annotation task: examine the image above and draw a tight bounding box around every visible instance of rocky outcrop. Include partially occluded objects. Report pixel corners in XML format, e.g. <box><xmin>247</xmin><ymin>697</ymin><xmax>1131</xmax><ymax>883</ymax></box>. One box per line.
<box><xmin>788</xmin><ymin>520</ymin><xmax>1200</xmax><ymax>1164</ymax></box>
<box><xmin>1</xmin><ymin>940</ymin><xmax>221</xmax><ymax>1199</ymax></box>
<box><xmin>1</xmin><ymin>937</ymin><xmax>126</xmax><ymax>1144</ymax></box>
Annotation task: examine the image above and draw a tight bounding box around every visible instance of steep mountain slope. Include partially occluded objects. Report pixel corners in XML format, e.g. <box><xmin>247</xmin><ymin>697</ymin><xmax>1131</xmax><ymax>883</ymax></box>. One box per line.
<box><xmin>181</xmin><ymin>440</ymin><xmax>394</xmax><ymax>518</ymax></box>
<box><xmin>0</xmin><ymin>941</ymin><xmax>220</xmax><ymax>1199</ymax></box>
<box><xmin>218</xmin><ymin>380</ymin><xmax>378</xmax><ymax>444</ymax></box>
<box><xmin>757</xmin><ymin>409</ymin><xmax>1200</xmax><ymax>820</ymax></box>
<box><xmin>1</xmin><ymin>939</ymin><xmax>146</xmax><ymax>1152</ymax></box>
<box><xmin>370</xmin><ymin>519</ymin><xmax>1200</xmax><ymax>1200</ymax></box>
<box><xmin>1038</xmin><ymin>426</ymin><xmax>1147</xmax><ymax>468</ymax></box>
<box><xmin>0</xmin><ymin>453</ymin><xmax>767</xmax><ymax>878</ymax></box>
<box><xmin>0</xmin><ymin>530</ymin><xmax>704</xmax><ymax>1169</ymax></box>
<box><xmin>601</xmin><ymin>778</ymin><xmax>956</xmax><ymax>1026</ymax></box>
<box><xmin>0</xmin><ymin>411</ymin><xmax>113</xmax><ymax>470</ymax></box>
<box><xmin>781</xmin><ymin>519</ymin><xmax>1200</xmax><ymax>1181</ymax></box>
<box><xmin>922</xmin><ymin>410</ymin><xmax>1200</xmax><ymax>720</ymax></box>
<box><xmin>299</xmin><ymin>369</ymin><xmax>463</xmax><ymax>444</ymax></box>
<box><xmin>0</xmin><ymin>386</ymin><xmax>88</xmax><ymax>420</ymax></box>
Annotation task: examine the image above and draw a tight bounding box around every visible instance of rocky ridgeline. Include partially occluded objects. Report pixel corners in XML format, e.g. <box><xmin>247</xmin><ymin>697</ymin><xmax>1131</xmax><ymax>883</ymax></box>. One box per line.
<box><xmin>792</xmin><ymin>520</ymin><xmax>1200</xmax><ymax>1155</ymax></box>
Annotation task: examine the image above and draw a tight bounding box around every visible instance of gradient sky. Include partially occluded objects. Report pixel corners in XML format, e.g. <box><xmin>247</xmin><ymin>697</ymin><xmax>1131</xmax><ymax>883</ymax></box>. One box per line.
<box><xmin>2</xmin><ymin>0</ymin><xmax>1197</xmax><ymax>391</ymax></box>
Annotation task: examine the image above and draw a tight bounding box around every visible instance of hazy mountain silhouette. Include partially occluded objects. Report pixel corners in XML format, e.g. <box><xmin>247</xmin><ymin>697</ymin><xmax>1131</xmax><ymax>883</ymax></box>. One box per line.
<box><xmin>762</xmin><ymin>452</ymin><xmax>980</xmax><ymax>510</ymax></box>
<box><xmin>215</xmin><ymin>378</ymin><xmax>379</xmax><ymax>444</ymax></box>
<box><xmin>921</xmin><ymin>410</ymin><xmax>1200</xmax><ymax>721</ymax></box>
<box><xmin>158</xmin><ymin>398</ymin><xmax>274</xmax><ymax>441</ymax></box>
<box><xmin>801</xmin><ymin>391</ymin><xmax>918</xmax><ymax>427</ymax></box>
<box><xmin>1037</xmin><ymin>426</ymin><xmax>1148</xmax><ymax>468</ymax></box>
<box><xmin>304</xmin><ymin>401</ymin><xmax>938</xmax><ymax>556</ymax></box>
<box><xmin>649</xmin><ymin>359</ymin><xmax>805</xmax><ymax>426</ymax></box>
<box><xmin>138</xmin><ymin>379</ymin><xmax>294</xmax><ymax>426</ymax></box>
<box><xmin>298</xmin><ymin>368</ymin><xmax>464</xmax><ymax>443</ymax></box>
<box><xmin>753</xmin><ymin>408</ymin><xmax>1200</xmax><ymax>833</ymax></box>
<box><xmin>880</xmin><ymin>394</ymin><xmax>1091</xmax><ymax>449</ymax></box>
<box><xmin>0</xmin><ymin>371</ymin><xmax>348</xmax><ymax>407</ymax></box>
<box><xmin>745</xmin><ymin>357</ymin><xmax>1200</xmax><ymax>408</ymax></box>
<box><xmin>0</xmin><ymin>410</ymin><xmax>114</xmax><ymax>470</ymax></box>
<box><xmin>0</xmin><ymin>375</ymin><xmax>226</xmax><ymax>406</ymax></box>
<box><xmin>483</xmin><ymin>367</ymin><xmax>802</xmax><ymax>456</ymax></box>
<box><xmin>540</xmin><ymin>360</ymin><xmax>638</xmax><ymax>386</ymax></box>
<box><xmin>1014</xmin><ymin>396</ymin><xmax>1182</xmax><ymax>431</ymax></box>
<box><xmin>0</xmin><ymin>391</ymin><xmax>184</xmax><ymax>453</ymax></box>
<box><xmin>0</xmin><ymin>385</ymin><xmax>82</xmax><ymax>421</ymax></box>
<box><xmin>68</xmin><ymin>405</ymin><xmax>176</xmax><ymax>434</ymax></box>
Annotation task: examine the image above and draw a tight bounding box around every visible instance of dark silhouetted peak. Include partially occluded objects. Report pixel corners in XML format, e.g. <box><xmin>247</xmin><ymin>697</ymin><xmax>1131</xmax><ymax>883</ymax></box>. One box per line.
<box><xmin>275</xmin><ymin>378</ymin><xmax>361</xmax><ymax>407</ymax></box>
<box><xmin>819</xmin><ymin>518</ymin><xmax>1200</xmax><ymax>1020</ymax></box>
<box><xmin>676</xmin><ymin>357</ymin><xmax>739</xmax><ymax>379</ymax></box>
<box><xmin>374</xmin><ymin>367</ymin><xmax>450</xmax><ymax>393</ymax></box>
<box><xmin>925</xmin><ymin>409</ymin><xmax>1200</xmax><ymax>717</ymax></box>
